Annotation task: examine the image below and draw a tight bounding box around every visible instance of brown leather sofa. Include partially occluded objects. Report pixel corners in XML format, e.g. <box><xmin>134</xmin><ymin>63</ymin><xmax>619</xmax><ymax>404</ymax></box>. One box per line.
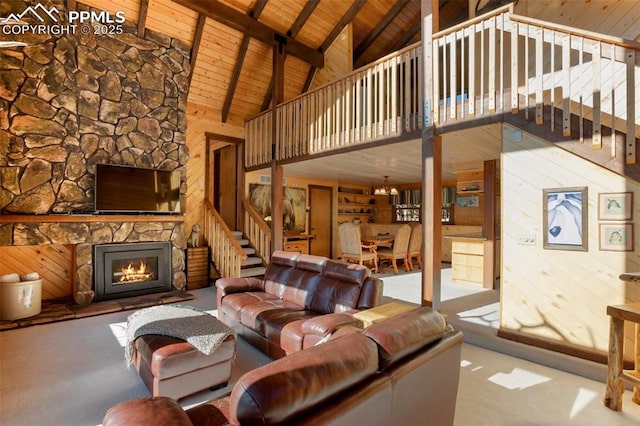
<box><xmin>215</xmin><ymin>250</ymin><xmax>384</xmax><ymax>359</ymax></box>
<box><xmin>103</xmin><ymin>307</ymin><xmax>463</xmax><ymax>426</ymax></box>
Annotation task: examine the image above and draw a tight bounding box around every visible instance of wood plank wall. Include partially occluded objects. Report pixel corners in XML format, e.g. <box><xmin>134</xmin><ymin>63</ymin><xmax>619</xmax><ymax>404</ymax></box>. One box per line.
<box><xmin>185</xmin><ymin>103</ymin><xmax>244</xmax><ymax>232</ymax></box>
<box><xmin>501</xmin><ymin>122</ymin><xmax>640</xmax><ymax>359</ymax></box>
<box><xmin>310</xmin><ymin>25</ymin><xmax>353</xmax><ymax>90</ymax></box>
<box><xmin>0</xmin><ymin>245</ymin><xmax>74</xmax><ymax>300</ymax></box>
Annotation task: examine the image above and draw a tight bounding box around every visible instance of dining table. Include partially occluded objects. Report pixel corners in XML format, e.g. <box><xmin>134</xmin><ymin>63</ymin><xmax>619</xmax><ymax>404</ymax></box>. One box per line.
<box><xmin>361</xmin><ymin>235</ymin><xmax>394</xmax><ymax>249</ymax></box>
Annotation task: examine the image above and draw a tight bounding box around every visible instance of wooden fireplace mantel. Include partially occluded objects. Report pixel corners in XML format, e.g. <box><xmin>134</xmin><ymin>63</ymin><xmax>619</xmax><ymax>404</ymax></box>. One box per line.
<box><xmin>0</xmin><ymin>214</ymin><xmax>185</xmax><ymax>224</ymax></box>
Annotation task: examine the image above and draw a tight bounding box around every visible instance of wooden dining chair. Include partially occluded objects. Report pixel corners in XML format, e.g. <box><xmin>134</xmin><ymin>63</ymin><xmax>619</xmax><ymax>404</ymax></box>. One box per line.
<box><xmin>377</xmin><ymin>224</ymin><xmax>411</xmax><ymax>274</ymax></box>
<box><xmin>338</xmin><ymin>223</ymin><xmax>378</xmax><ymax>272</ymax></box>
<box><xmin>406</xmin><ymin>223</ymin><xmax>422</xmax><ymax>271</ymax></box>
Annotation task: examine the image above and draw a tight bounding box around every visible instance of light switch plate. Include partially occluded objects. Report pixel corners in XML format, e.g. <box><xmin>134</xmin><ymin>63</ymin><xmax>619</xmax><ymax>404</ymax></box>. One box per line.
<box><xmin>518</xmin><ymin>234</ymin><xmax>536</xmax><ymax>245</ymax></box>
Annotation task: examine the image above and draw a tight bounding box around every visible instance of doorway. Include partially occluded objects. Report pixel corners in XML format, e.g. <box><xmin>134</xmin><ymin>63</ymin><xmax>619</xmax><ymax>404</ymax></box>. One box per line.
<box><xmin>206</xmin><ymin>134</ymin><xmax>244</xmax><ymax>232</ymax></box>
<box><xmin>308</xmin><ymin>185</ymin><xmax>332</xmax><ymax>258</ymax></box>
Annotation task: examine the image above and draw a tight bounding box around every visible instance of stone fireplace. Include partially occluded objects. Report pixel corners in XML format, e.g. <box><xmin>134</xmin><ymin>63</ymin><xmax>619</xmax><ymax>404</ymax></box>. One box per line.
<box><xmin>0</xmin><ymin>1</ymin><xmax>192</xmax><ymax>305</ymax></box>
<box><xmin>94</xmin><ymin>241</ymin><xmax>172</xmax><ymax>301</ymax></box>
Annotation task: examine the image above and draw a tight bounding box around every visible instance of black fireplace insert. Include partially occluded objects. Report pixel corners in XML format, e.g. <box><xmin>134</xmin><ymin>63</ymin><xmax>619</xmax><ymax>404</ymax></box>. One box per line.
<box><xmin>94</xmin><ymin>242</ymin><xmax>172</xmax><ymax>301</ymax></box>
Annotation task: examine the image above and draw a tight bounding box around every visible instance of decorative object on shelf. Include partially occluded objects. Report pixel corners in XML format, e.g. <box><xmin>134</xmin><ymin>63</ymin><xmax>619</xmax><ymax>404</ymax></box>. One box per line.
<box><xmin>599</xmin><ymin>223</ymin><xmax>634</xmax><ymax>251</ymax></box>
<box><xmin>543</xmin><ymin>187</ymin><xmax>588</xmax><ymax>251</ymax></box>
<box><xmin>598</xmin><ymin>192</ymin><xmax>633</xmax><ymax>221</ymax></box>
<box><xmin>373</xmin><ymin>176</ymin><xmax>399</xmax><ymax>196</ymax></box>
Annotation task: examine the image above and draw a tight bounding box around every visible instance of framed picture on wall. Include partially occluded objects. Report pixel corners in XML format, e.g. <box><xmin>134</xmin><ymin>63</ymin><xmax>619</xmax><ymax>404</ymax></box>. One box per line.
<box><xmin>598</xmin><ymin>192</ymin><xmax>633</xmax><ymax>221</ymax></box>
<box><xmin>248</xmin><ymin>184</ymin><xmax>306</xmax><ymax>233</ymax></box>
<box><xmin>543</xmin><ymin>187</ymin><xmax>588</xmax><ymax>251</ymax></box>
<box><xmin>599</xmin><ymin>223</ymin><xmax>633</xmax><ymax>251</ymax></box>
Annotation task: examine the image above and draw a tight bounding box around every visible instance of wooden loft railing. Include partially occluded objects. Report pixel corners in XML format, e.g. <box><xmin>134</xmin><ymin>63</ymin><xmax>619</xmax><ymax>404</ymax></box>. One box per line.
<box><xmin>243</xmin><ymin>199</ymin><xmax>271</xmax><ymax>264</ymax></box>
<box><xmin>245</xmin><ymin>42</ymin><xmax>423</xmax><ymax>169</ymax></box>
<box><xmin>433</xmin><ymin>4</ymin><xmax>640</xmax><ymax>163</ymax></box>
<box><xmin>245</xmin><ymin>4</ymin><xmax>640</xmax><ymax>167</ymax></box>
<box><xmin>203</xmin><ymin>200</ymin><xmax>246</xmax><ymax>278</ymax></box>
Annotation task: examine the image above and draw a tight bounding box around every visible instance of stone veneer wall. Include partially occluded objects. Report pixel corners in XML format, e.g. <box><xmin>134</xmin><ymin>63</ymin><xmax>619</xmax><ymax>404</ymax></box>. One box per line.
<box><xmin>0</xmin><ymin>1</ymin><xmax>191</xmax><ymax>303</ymax></box>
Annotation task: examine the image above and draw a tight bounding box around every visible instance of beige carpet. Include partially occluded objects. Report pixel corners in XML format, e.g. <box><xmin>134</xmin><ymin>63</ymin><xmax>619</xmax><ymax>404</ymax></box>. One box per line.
<box><xmin>1</xmin><ymin>284</ymin><xmax>640</xmax><ymax>425</ymax></box>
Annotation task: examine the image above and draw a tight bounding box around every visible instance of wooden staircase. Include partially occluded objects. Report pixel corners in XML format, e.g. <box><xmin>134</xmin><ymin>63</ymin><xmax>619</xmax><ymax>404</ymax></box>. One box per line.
<box><xmin>232</xmin><ymin>231</ymin><xmax>266</xmax><ymax>278</ymax></box>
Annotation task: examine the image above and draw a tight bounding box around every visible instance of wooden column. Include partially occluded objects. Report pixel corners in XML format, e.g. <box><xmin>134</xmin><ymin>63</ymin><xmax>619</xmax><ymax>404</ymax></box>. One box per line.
<box><xmin>421</xmin><ymin>0</ymin><xmax>440</xmax><ymax>308</ymax></box>
<box><xmin>271</xmin><ymin>41</ymin><xmax>285</xmax><ymax>252</ymax></box>
<box><xmin>482</xmin><ymin>159</ymin><xmax>497</xmax><ymax>289</ymax></box>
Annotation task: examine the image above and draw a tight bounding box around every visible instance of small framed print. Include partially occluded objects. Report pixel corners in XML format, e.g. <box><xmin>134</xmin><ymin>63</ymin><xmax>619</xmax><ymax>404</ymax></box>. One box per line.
<box><xmin>598</xmin><ymin>192</ymin><xmax>633</xmax><ymax>221</ymax></box>
<box><xmin>599</xmin><ymin>223</ymin><xmax>633</xmax><ymax>251</ymax></box>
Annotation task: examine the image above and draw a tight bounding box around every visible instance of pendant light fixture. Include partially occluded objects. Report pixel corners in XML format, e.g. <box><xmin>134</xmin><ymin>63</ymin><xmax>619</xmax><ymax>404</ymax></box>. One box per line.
<box><xmin>374</xmin><ymin>176</ymin><xmax>399</xmax><ymax>196</ymax></box>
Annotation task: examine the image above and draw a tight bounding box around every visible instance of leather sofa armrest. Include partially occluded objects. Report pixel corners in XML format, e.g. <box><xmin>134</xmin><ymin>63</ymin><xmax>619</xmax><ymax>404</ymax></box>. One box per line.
<box><xmin>215</xmin><ymin>277</ymin><xmax>263</xmax><ymax>297</ymax></box>
<box><xmin>301</xmin><ymin>313</ymin><xmax>356</xmax><ymax>336</ymax></box>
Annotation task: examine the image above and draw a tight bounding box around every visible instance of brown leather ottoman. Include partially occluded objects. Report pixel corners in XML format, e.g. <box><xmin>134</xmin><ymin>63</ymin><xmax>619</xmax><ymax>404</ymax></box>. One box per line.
<box><xmin>133</xmin><ymin>333</ymin><xmax>236</xmax><ymax>400</ymax></box>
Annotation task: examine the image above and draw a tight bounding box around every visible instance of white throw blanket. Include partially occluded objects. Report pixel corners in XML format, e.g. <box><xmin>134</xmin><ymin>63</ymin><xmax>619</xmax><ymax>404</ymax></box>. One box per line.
<box><xmin>125</xmin><ymin>304</ymin><xmax>235</xmax><ymax>368</ymax></box>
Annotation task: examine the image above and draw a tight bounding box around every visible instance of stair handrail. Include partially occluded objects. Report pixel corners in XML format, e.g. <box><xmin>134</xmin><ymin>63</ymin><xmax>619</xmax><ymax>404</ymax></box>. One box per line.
<box><xmin>243</xmin><ymin>199</ymin><xmax>272</xmax><ymax>264</ymax></box>
<box><xmin>203</xmin><ymin>200</ymin><xmax>247</xmax><ymax>278</ymax></box>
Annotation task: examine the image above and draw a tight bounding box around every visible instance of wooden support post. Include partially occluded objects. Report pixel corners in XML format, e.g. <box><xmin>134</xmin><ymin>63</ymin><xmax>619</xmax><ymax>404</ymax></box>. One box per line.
<box><xmin>421</xmin><ymin>0</ymin><xmax>439</xmax><ymax>308</ymax></box>
<box><xmin>271</xmin><ymin>42</ymin><xmax>285</xmax><ymax>253</ymax></box>
<box><xmin>482</xmin><ymin>160</ymin><xmax>497</xmax><ymax>289</ymax></box>
<box><xmin>604</xmin><ymin>315</ymin><xmax>625</xmax><ymax>411</ymax></box>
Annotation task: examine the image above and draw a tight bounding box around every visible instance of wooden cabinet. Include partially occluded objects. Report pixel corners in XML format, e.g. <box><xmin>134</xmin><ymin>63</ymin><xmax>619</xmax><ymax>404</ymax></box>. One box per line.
<box><xmin>337</xmin><ymin>186</ymin><xmax>377</xmax><ymax>224</ymax></box>
<box><xmin>441</xmin><ymin>225</ymin><xmax>483</xmax><ymax>262</ymax></box>
<box><xmin>186</xmin><ymin>246</ymin><xmax>210</xmax><ymax>289</ymax></box>
<box><xmin>284</xmin><ymin>238</ymin><xmax>309</xmax><ymax>254</ymax></box>
<box><xmin>450</xmin><ymin>237</ymin><xmax>485</xmax><ymax>286</ymax></box>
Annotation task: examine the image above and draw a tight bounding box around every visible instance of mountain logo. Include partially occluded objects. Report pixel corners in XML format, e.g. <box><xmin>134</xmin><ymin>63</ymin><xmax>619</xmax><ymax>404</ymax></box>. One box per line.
<box><xmin>0</xmin><ymin>4</ymin><xmax>61</xmax><ymax>25</ymax></box>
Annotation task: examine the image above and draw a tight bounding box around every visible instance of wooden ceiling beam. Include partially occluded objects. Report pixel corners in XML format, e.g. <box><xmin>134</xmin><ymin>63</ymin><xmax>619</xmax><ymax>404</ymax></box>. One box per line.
<box><xmin>388</xmin><ymin>18</ymin><xmax>421</xmax><ymax>53</ymax></box>
<box><xmin>320</xmin><ymin>0</ymin><xmax>367</xmax><ymax>53</ymax></box>
<box><xmin>354</xmin><ymin>0</ymin><xmax>409</xmax><ymax>62</ymax></box>
<box><xmin>174</xmin><ymin>0</ymin><xmax>323</xmax><ymax>68</ymax></box>
<box><xmin>259</xmin><ymin>0</ymin><xmax>319</xmax><ymax>112</ymax></box>
<box><xmin>222</xmin><ymin>0</ymin><xmax>267</xmax><ymax>123</ymax></box>
<box><xmin>137</xmin><ymin>0</ymin><xmax>149</xmax><ymax>38</ymax></box>
<box><xmin>301</xmin><ymin>0</ymin><xmax>366</xmax><ymax>93</ymax></box>
<box><xmin>288</xmin><ymin>0</ymin><xmax>320</xmax><ymax>38</ymax></box>
<box><xmin>188</xmin><ymin>14</ymin><xmax>207</xmax><ymax>87</ymax></box>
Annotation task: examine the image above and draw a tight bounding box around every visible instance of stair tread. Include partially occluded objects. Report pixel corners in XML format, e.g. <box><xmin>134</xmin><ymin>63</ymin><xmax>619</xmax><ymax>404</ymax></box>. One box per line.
<box><xmin>243</xmin><ymin>247</ymin><xmax>256</xmax><ymax>255</ymax></box>
<box><xmin>242</xmin><ymin>257</ymin><xmax>262</xmax><ymax>266</ymax></box>
<box><xmin>240</xmin><ymin>267</ymin><xmax>266</xmax><ymax>278</ymax></box>
<box><xmin>237</xmin><ymin>239</ymin><xmax>249</xmax><ymax>246</ymax></box>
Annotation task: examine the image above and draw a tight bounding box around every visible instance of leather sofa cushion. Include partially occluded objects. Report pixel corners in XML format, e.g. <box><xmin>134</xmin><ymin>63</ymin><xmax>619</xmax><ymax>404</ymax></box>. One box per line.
<box><xmin>309</xmin><ymin>260</ymin><xmax>369</xmax><ymax>314</ymax></box>
<box><xmin>135</xmin><ymin>334</ymin><xmax>236</xmax><ymax>380</ymax></box>
<box><xmin>263</xmin><ymin>251</ymin><xmax>300</xmax><ymax>298</ymax></box>
<box><xmin>103</xmin><ymin>396</ymin><xmax>192</xmax><ymax>426</ymax></box>
<box><xmin>280</xmin><ymin>254</ymin><xmax>325</xmax><ymax>307</ymax></box>
<box><xmin>363</xmin><ymin>307</ymin><xmax>446</xmax><ymax>369</ymax></box>
<box><xmin>239</xmin><ymin>299</ymin><xmax>305</xmax><ymax>335</ymax></box>
<box><xmin>324</xmin><ymin>260</ymin><xmax>369</xmax><ymax>284</ymax></box>
<box><xmin>229</xmin><ymin>332</ymin><xmax>378</xmax><ymax>425</ymax></box>
<box><xmin>219</xmin><ymin>292</ymin><xmax>279</xmax><ymax>322</ymax></box>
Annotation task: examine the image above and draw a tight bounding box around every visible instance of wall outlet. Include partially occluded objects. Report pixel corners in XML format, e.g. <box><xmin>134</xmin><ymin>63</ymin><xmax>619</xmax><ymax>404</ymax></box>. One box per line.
<box><xmin>518</xmin><ymin>234</ymin><xmax>536</xmax><ymax>245</ymax></box>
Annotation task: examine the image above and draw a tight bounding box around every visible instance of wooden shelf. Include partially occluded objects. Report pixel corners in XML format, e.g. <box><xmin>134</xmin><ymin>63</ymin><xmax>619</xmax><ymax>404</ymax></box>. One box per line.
<box><xmin>455</xmin><ymin>169</ymin><xmax>484</xmax><ymax>195</ymax></box>
<box><xmin>338</xmin><ymin>186</ymin><xmax>377</xmax><ymax>222</ymax></box>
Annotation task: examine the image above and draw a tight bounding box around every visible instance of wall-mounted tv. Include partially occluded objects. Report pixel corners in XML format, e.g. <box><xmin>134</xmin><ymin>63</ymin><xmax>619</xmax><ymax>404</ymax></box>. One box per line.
<box><xmin>94</xmin><ymin>164</ymin><xmax>181</xmax><ymax>214</ymax></box>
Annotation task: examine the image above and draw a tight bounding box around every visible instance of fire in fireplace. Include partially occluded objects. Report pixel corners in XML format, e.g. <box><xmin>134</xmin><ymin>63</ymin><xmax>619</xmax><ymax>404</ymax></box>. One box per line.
<box><xmin>94</xmin><ymin>242</ymin><xmax>172</xmax><ymax>301</ymax></box>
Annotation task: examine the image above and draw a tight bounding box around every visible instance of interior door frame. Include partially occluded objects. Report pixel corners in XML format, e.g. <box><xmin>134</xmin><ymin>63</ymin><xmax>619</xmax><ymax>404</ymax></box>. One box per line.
<box><xmin>308</xmin><ymin>184</ymin><xmax>333</xmax><ymax>258</ymax></box>
<box><xmin>205</xmin><ymin>132</ymin><xmax>245</xmax><ymax>231</ymax></box>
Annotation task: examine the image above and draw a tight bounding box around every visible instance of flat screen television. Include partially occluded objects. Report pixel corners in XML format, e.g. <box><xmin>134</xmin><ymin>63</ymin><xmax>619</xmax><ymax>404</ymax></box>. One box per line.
<box><xmin>94</xmin><ymin>164</ymin><xmax>181</xmax><ymax>214</ymax></box>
